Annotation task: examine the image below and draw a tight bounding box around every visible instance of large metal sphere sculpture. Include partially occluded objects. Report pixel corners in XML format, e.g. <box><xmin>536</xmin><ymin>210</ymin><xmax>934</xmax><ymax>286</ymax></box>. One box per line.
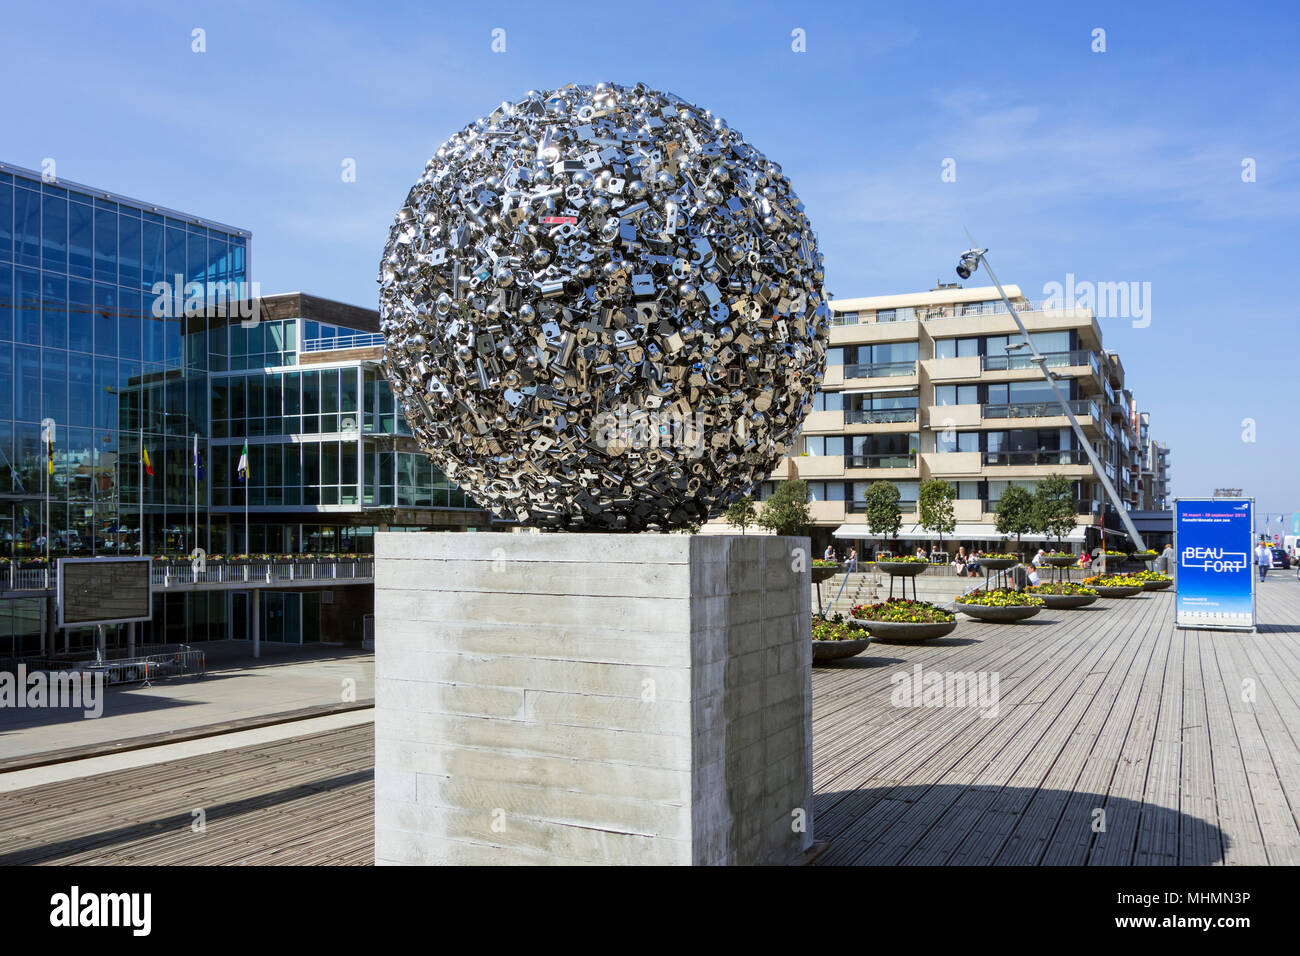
<box><xmin>378</xmin><ymin>82</ymin><xmax>828</xmax><ymax>531</ymax></box>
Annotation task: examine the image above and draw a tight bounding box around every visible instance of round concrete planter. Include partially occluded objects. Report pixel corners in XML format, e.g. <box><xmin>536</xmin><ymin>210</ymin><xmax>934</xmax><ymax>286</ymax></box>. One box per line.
<box><xmin>977</xmin><ymin>558</ymin><xmax>1017</xmax><ymax>571</ymax></box>
<box><xmin>858</xmin><ymin>618</ymin><xmax>958</xmax><ymax>643</ymax></box>
<box><xmin>1141</xmin><ymin>579</ymin><xmax>1173</xmax><ymax>591</ymax></box>
<box><xmin>1091</xmin><ymin>584</ymin><xmax>1143</xmax><ymax>598</ymax></box>
<box><xmin>875</xmin><ymin>561</ymin><xmax>927</xmax><ymax>576</ymax></box>
<box><xmin>1035</xmin><ymin>592</ymin><xmax>1098</xmax><ymax>610</ymax></box>
<box><xmin>957</xmin><ymin>603</ymin><xmax>1042</xmax><ymax>622</ymax></box>
<box><xmin>812</xmin><ymin>638</ymin><xmax>871</xmax><ymax>662</ymax></box>
<box><xmin>811</xmin><ymin>566</ymin><xmax>839</xmax><ymax>584</ymax></box>
<box><xmin>1044</xmin><ymin>555</ymin><xmax>1078</xmax><ymax>568</ymax></box>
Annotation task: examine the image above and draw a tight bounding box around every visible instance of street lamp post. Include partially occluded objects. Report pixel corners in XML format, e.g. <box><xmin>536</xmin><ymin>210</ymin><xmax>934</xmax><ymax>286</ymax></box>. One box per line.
<box><xmin>953</xmin><ymin>241</ymin><xmax>1146</xmax><ymax>553</ymax></box>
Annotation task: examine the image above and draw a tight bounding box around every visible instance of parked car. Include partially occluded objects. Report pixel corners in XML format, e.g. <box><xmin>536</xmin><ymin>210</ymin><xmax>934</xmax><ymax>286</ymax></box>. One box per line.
<box><xmin>1270</xmin><ymin>547</ymin><xmax>1290</xmax><ymax>570</ymax></box>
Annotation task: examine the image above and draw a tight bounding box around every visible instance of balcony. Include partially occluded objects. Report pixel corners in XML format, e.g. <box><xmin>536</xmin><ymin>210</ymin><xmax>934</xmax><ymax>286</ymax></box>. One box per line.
<box><xmin>845</xmin><ymin>453</ymin><xmax>917</xmax><ymax>469</ymax></box>
<box><xmin>844</xmin><ymin>407</ymin><xmax>918</xmax><ymax>425</ymax></box>
<box><xmin>981</xmin><ymin>350</ymin><xmax>1099</xmax><ymax>378</ymax></box>
<box><xmin>982</xmin><ymin>449</ymin><xmax>1087</xmax><ymax>467</ymax></box>
<box><xmin>843</xmin><ymin>361</ymin><xmax>917</xmax><ymax>379</ymax></box>
<box><xmin>982</xmin><ymin>399</ymin><xmax>1099</xmax><ymax>421</ymax></box>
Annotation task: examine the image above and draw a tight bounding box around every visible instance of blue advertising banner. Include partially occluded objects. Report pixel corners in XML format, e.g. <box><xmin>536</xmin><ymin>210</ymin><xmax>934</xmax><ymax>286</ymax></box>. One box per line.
<box><xmin>1174</xmin><ymin>498</ymin><xmax>1255</xmax><ymax>630</ymax></box>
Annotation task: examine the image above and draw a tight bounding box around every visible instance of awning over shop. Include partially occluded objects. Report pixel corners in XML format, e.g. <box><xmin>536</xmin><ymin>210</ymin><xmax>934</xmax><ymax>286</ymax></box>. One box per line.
<box><xmin>831</xmin><ymin>523</ymin><xmax>1086</xmax><ymax>543</ymax></box>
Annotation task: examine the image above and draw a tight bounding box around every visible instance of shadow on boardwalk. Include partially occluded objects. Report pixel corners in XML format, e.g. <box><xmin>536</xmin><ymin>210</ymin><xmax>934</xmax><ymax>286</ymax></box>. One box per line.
<box><xmin>812</xmin><ymin>784</ymin><xmax>1227</xmax><ymax>865</ymax></box>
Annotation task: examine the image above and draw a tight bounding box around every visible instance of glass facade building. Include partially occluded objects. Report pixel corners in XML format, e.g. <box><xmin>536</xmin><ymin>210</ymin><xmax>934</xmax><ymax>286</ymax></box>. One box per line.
<box><xmin>0</xmin><ymin>162</ymin><xmax>488</xmax><ymax>562</ymax></box>
<box><xmin>0</xmin><ymin>161</ymin><xmax>249</xmax><ymax>558</ymax></box>
<box><xmin>0</xmin><ymin>162</ymin><xmax>490</xmax><ymax>655</ymax></box>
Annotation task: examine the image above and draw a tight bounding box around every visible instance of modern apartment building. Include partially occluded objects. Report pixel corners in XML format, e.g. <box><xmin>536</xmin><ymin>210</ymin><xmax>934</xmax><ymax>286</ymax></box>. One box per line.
<box><xmin>710</xmin><ymin>283</ymin><xmax>1169</xmax><ymax>555</ymax></box>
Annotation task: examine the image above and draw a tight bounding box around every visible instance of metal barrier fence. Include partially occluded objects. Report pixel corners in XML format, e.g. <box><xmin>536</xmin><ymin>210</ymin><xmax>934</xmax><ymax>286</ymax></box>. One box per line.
<box><xmin>36</xmin><ymin>646</ymin><xmax>207</xmax><ymax>686</ymax></box>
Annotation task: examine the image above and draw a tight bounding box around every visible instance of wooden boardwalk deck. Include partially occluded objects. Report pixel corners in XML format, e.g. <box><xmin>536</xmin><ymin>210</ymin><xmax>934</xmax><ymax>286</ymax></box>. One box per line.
<box><xmin>1</xmin><ymin>579</ymin><xmax>1297</xmax><ymax>865</ymax></box>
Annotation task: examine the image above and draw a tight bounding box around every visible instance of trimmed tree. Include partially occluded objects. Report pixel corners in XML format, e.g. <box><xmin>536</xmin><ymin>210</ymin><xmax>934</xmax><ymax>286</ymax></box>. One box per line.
<box><xmin>918</xmin><ymin>479</ymin><xmax>956</xmax><ymax>557</ymax></box>
<box><xmin>994</xmin><ymin>484</ymin><xmax>1035</xmax><ymax>556</ymax></box>
<box><xmin>725</xmin><ymin>495</ymin><xmax>758</xmax><ymax>535</ymax></box>
<box><xmin>757</xmin><ymin>479</ymin><xmax>811</xmax><ymax>537</ymax></box>
<box><xmin>1032</xmin><ymin>475</ymin><xmax>1077</xmax><ymax>550</ymax></box>
<box><xmin>864</xmin><ymin>481</ymin><xmax>902</xmax><ymax>552</ymax></box>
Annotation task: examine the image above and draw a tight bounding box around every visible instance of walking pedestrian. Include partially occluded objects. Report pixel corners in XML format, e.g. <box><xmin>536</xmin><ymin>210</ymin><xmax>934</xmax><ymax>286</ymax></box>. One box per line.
<box><xmin>1256</xmin><ymin>540</ymin><xmax>1272</xmax><ymax>582</ymax></box>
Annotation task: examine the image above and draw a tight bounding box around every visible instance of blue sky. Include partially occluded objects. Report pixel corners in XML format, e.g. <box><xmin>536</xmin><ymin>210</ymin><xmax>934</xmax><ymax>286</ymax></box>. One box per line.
<box><xmin>3</xmin><ymin>0</ymin><xmax>1298</xmax><ymax>522</ymax></box>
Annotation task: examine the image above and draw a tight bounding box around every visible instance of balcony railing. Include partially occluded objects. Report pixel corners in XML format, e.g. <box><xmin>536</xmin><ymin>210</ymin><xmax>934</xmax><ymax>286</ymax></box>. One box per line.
<box><xmin>982</xmin><ymin>449</ymin><xmax>1086</xmax><ymax>467</ymax></box>
<box><xmin>982</xmin><ymin>399</ymin><xmax>1098</xmax><ymax>421</ymax></box>
<box><xmin>302</xmin><ymin>332</ymin><xmax>385</xmax><ymax>352</ymax></box>
<box><xmin>843</xmin><ymin>407</ymin><xmax>918</xmax><ymax>425</ymax></box>
<box><xmin>843</xmin><ymin>361</ymin><xmax>917</xmax><ymax>379</ymax></box>
<box><xmin>847</xmin><ymin>499</ymin><xmax>918</xmax><ymax>514</ymax></box>
<box><xmin>981</xmin><ymin>350</ymin><xmax>1099</xmax><ymax>376</ymax></box>
<box><xmin>0</xmin><ymin>559</ymin><xmax>376</xmax><ymax>593</ymax></box>
<box><xmin>845</xmin><ymin>453</ymin><xmax>917</xmax><ymax>469</ymax></box>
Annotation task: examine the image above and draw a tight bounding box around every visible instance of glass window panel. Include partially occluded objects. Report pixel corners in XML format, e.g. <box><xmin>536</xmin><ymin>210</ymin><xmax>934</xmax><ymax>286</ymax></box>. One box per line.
<box><xmin>116</xmin><ymin>211</ymin><xmax>141</xmax><ymax>289</ymax></box>
<box><xmin>0</xmin><ymin>181</ymin><xmax>12</xmax><ymax>263</ymax></box>
<box><xmin>141</xmin><ymin>219</ymin><xmax>164</xmax><ymax>290</ymax></box>
<box><xmin>164</xmin><ymin>225</ymin><xmax>186</xmax><ymax>285</ymax></box>
<box><xmin>42</xmin><ymin>348</ymin><xmax>67</xmax><ymax>423</ymax></box>
<box><xmin>957</xmin><ymin>337</ymin><xmax>979</xmax><ymax>358</ymax></box>
<box><xmin>93</xmin><ymin>207</ymin><xmax>116</xmax><ymax>282</ymax></box>
<box><xmin>68</xmin><ymin>200</ymin><xmax>93</xmax><ymax>278</ymax></box>
<box><xmin>68</xmin><ymin>279</ymin><xmax>93</xmax><ymax>353</ymax></box>
<box><xmin>0</xmin><ymin>263</ymin><xmax>12</xmax><ymax>341</ymax></box>
<box><xmin>341</xmin><ymin>368</ymin><xmax>358</xmax><ymax>414</ymax></box>
<box><xmin>935</xmin><ymin>338</ymin><xmax>956</xmax><ymax>360</ymax></box>
<box><xmin>67</xmin><ymin>353</ymin><xmax>92</xmax><ymax>429</ymax></box>
<box><xmin>187</xmin><ymin>229</ymin><xmax>207</xmax><ymax>286</ymax></box>
<box><xmin>118</xmin><ymin>290</ymin><xmax>142</xmax><ymax>361</ymax></box>
<box><xmin>323</xmin><ymin>442</ymin><xmax>339</xmax><ymax>485</ymax></box>
<box><xmin>0</xmin><ymin>342</ymin><xmax>11</xmax><ymax>421</ymax></box>
<box><xmin>322</xmin><ymin>368</ymin><xmax>340</xmax><ymax>414</ymax></box>
<box><xmin>41</xmin><ymin>273</ymin><xmax>67</xmax><ymax>350</ymax></box>
<box><xmin>14</xmin><ymin>267</ymin><xmax>40</xmax><ymax>345</ymax></box>
<box><xmin>41</xmin><ymin>194</ymin><xmax>68</xmax><ymax>272</ymax></box>
<box><xmin>14</xmin><ymin>186</ymin><xmax>42</xmax><ymax>268</ymax></box>
<box><xmin>957</xmin><ymin>384</ymin><xmax>978</xmax><ymax>404</ymax></box>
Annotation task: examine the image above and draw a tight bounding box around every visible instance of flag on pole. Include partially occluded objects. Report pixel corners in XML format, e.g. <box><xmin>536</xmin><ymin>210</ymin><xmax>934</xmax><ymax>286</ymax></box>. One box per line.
<box><xmin>237</xmin><ymin>442</ymin><xmax>250</xmax><ymax>483</ymax></box>
<box><xmin>193</xmin><ymin>435</ymin><xmax>205</xmax><ymax>482</ymax></box>
<box><xmin>46</xmin><ymin>433</ymin><xmax>54</xmax><ymax>475</ymax></box>
<box><xmin>142</xmin><ymin>445</ymin><xmax>154</xmax><ymax>478</ymax></box>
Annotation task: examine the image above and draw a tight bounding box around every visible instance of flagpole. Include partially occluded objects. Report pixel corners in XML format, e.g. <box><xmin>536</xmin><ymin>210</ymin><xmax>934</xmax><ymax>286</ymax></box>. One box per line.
<box><xmin>138</xmin><ymin>424</ymin><xmax>144</xmax><ymax>556</ymax></box>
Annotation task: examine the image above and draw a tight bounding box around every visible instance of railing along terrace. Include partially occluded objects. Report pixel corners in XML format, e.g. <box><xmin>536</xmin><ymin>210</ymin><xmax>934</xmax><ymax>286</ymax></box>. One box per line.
<box><xmin>843</xmin><ymin>361</ymin><xmax>917</xmax><ymax>379</ymax></box>
<box><xmin>843</xmin><ymin>407</ymin><xmax>918</xmax><ymax>425</ymax></box>
<box><xmin>982</xmin><ymin>399</ymin><xmax>1099</xmax><ymax>420</ymax></box>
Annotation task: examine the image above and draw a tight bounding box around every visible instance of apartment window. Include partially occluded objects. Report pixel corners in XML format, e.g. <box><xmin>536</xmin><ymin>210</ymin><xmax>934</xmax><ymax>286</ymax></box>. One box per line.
<box><xmin>934</xmin><ymin>384</ymin><xmax>978</xmax><ymax>406</ymax></box>
<box><xmin>814</xmin><ymin>391</ymin><xmax>844</xmax><ymax>412</ymax></box>
<box><xmin>956</xmin><ymin>481</ymin><xmax>980</xmax><ymax>500</ymax></box>
<box><xmin>935</xmin><ymin>337</ymin><xmax>978</xmax><ymax>360</ymax></box>
<box><xmin>807</xmin><ymin>481</ymin><xmax>845</xmax><ymax>502</ymax></box>
<box><xmin>936</xmin><ymin>431</ymin><xmax>979</xmax><ymax>453</ymax></box>
<box><xmin>986</xmin><ymin>381</ymin><xmax>1060</xmax><ymax>405</ymax></box>
<box><xmin>827</xmin><ymin>347</ymin><xmax>845</xmax><ymax>366</ymax></box>
<box><xmin>804</xmin><ymin>435</ymin><xmax>845</xmax><ymax>456</ymax></box>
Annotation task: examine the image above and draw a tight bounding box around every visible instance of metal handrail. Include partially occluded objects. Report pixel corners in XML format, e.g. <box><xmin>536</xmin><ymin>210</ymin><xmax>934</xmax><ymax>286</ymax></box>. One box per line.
<box><xmin>824</xmin><ymin>555</ymin><xmax>858</xmax><ymax>617</ymax></box>
<box><xmin>302</xmin><ymin>332</ymin><xmax>384</xmax><ymax>352</ymax></box>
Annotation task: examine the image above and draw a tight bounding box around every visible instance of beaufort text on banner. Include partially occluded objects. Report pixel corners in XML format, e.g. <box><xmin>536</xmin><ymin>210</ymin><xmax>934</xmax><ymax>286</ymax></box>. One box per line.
<box><xmin>1173</xmin><ymin>497</ymin><xmax>1255</xmax><ymax>630</ymax></box>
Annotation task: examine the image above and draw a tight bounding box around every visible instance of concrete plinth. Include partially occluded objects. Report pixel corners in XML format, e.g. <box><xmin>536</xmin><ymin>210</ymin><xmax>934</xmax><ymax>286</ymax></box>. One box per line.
<box><xmin>374</xmin><ymin>531</ymin><xmax>813</xmax><ymax>866</ymax></box>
